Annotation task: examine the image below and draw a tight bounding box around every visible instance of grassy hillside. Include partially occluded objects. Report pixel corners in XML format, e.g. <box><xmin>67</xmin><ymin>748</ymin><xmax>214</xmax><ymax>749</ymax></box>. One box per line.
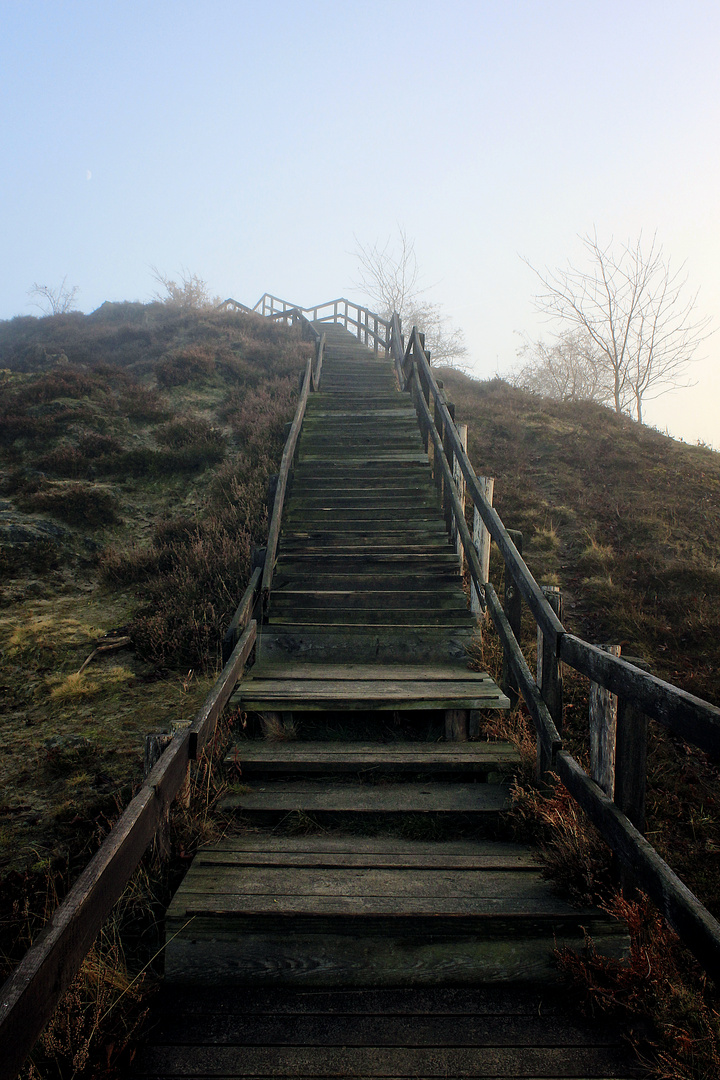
<box><xmin>0</xmin><ymin>303</ymin><xmax>309</xmax><ymax>877</ymax></box>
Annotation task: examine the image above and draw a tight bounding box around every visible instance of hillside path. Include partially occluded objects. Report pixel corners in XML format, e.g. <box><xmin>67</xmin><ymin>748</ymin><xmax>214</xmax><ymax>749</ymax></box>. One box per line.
<box><xmin>131</xmin><ymin>325</ymin><xmax>642</xmax><ymax>1079</ymax></box>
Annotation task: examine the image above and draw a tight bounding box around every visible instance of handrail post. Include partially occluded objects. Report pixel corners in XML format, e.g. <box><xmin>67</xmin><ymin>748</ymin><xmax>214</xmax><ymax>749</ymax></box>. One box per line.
<box><xmin>453</xmin><ymin>423</ymin><xmax>468</xmax><ymax>568</ymax></box>
<box><xmin>441</xmin><ymin>395</ymin><xmax>457</xmax><ymax>537</ymax></box>
<box><xmin>471</xmin><ymin>478</ymin><xmax>494</xmax><ymax>616</ymax></box>
<box><xmin>589</xmin><ymin>644</ymin><xmax>621</xmax><ymax>796</ymax></box>
<box><xmin>537</xmin><ymin>586</ymin><xmax>564</xmax><ymax>735</ymax></box>
<box><xmin>502</xmin><ymin>530</ymin><xmax>523</xmax><ymax>711</ymax></box>
<box><xmin>615</xmin><ymin>677</ymin><xmax>649</xmax><ymax>835</ymax></box>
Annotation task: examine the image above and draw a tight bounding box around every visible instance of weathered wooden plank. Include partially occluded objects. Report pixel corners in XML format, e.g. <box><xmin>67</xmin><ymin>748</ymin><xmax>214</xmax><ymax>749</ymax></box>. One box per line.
<box><xmin>171</xmin><ymin>868</ymin><xmax>552</xmax><ymax>902</ymax></box>
<box><xmin>221</xmin><ymin>565</ymin><xmax>261</xmax><ymax>661</ymax></box>
<box><xmin>270</xmin><ymin>590</ymin><xmax>467</xmax><ymax>610</ymax></box>
<box><xmin>589</xmin><ymin>644</ymin><xmax>621</xmax><ymax>796</ymax></box>
<box><xmin>189</xmin><ymin>621</ymin><xmax>257</xmax><ymax>757</ymax></box>
<box><xmin>195</xmin><ymin>852</ymin><xmax>538</xmax><ymax>871</ymax></box>
<box><xmin>265</xmin><ymin>612</ymin><xmax>477</xmax><ymax>629</ymax></box>
<box><xmin>238</xmin><ymin>695</ymin><xmax>506</xmax><ymax>712</ymax></box>
<box><xmin>246</xmin><ymin>663</ymin><xmax>485</xmax><ymax>681</ymax></box>
<box><xmin>132</xmin><ymin>1041</ymin><xmax>640</xmax><ymax>1076</ymax></box>
<box><xmin>409</xmin><ymin>337</ymin><xmax>565</xmax><ymax>649</ymax></box>
<box><xmin>262</xmin><ymin>356</ymin><xmax>313</xmax><ymax>598</ymax></box>
<box><xmin>137</xmin><ymin>1009</ymin><xmax>625</xmax><ymax>1048</ymax></box>
<box><xmin>226</xmin><ymin>742</ymin><xmax>518</xmax><ymax>771</ymax></box>
<box><xmin>167</xmin><ymin>891</ymin><xmax>586</xmax><ymax>918</ymax></box>
<box><xmin>150</xmin><ymin>983</ymin><xmax>568</xmax><ymax>1016</ymax></box>
<box><xmin>220</xmin><ymin>781</ymin><xmax>510</xmax><ymax>815</ymax></box>
<box><xmin>483</xmin><ymin>585</ymin><xmax>561</xmax><ymax>772</ymax></box>
<box><xmin>236</xmin><ymin>678</ymin><xmax>505</xmax><ymax>700</ymax></box>
<box><xmin>256</xmin><ymin>624</ymin><xmax>475</xmax><ymax>664</ymax></box>
<box><xmin>197</xmin><ymin>835</ymin><xmax>524</xmax><ymax>856</ymax></box>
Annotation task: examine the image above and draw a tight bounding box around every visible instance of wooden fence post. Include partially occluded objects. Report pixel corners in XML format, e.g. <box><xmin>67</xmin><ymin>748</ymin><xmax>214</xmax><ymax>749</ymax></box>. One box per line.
<box><xmin>441</xmin><ymin>398</ymin><xmax>456</xmax><ymax>536</ymax></box>
<box><xmin>453</xmin><ymin>423</ymin><xmax>468</xmax><ymax>568</ymax></box>
<box><xmin>614</xmin><ymin>656</ymin><xmax>650</xmax><ymax>834</ymax></box>
<box><xmin>589</xmin><ymin>644</ymin><xmax>621</xmax><ymax>796</ymax></box>
<box><xmin>537</xmin><ymin>586</ymin><xmax>564</xmax><ymax>735</ymax></box>
<box><xmin>432</xmin><ymin>383</ymin><xmax>445</xmax><ymax>502</ymax></box>
<box><xmin>471</xmin><ymin>477</ymin><xmax>494</xmax><ymax>616</ymax></box>
<box><xmin>502</xmin><ymin>530</ymin><xmax>523</xmax><ymax>710</ymax></box>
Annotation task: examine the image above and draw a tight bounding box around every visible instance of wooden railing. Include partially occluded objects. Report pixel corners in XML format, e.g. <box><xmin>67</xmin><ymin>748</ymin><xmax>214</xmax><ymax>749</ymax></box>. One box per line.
<box><xmin>250</xmin><ymin>294</ymin><xmax>390</xmax><ymax>355</ymax></box>
<box><xmin>391</xmin><ymin>319</ymin><xmax>720</xmax><ymax>982</ymax></box>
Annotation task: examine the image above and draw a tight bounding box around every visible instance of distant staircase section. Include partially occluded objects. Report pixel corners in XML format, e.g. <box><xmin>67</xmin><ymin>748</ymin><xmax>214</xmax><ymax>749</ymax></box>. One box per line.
<box><xmin>238</xmin><ymin>321</ymin><xmax>506</xmax><ymax>714</ymax></box>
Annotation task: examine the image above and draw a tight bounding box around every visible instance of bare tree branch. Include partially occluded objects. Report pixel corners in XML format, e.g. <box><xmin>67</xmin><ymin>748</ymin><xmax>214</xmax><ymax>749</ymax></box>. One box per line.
<box><xmin>523</xmin><ymin>232</ymin><xmax>712</xmax><ymax>422</ymax></box>
<box><xmin>353</xmin><ymin>228</ymin><xmax>468</xmax><ymax>367</ymax></box>
<box><xmin>28</xmin><ymin>278</ymin><xmax>79</xmax><ymax>316</ymax></box>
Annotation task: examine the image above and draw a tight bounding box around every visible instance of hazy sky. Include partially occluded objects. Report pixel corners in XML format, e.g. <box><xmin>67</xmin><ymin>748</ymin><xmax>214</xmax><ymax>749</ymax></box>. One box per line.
<box><xmin>2</xmin><ymin>0</ymin><xmax>719</xmax><ymax>445</ymax></box>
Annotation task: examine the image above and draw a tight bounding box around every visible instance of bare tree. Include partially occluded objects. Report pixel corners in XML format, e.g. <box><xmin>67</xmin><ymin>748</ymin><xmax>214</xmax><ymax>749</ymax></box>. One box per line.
<box><xmin>354</xmin><ymin>228</ymin><xmax>468</xmax><ymax>367</ymax></box>
<box><xmin>525</xmin><ymin>232</ymin><xmax>712</xmax><ymax>423</ymax></box>
<box><xmin>28</xmin><ymin>277</ymin><xmax>79</xmax><ymax>316</ymax></box>
<box><xmin>512</xmin><ymin>329</ymin><xmax>611</xmax><ymax>404</ymax></box>
<box><xmin>150</xmin><ymin>266</ymin><xmax>219</xmax><ymax>310</ymax></box>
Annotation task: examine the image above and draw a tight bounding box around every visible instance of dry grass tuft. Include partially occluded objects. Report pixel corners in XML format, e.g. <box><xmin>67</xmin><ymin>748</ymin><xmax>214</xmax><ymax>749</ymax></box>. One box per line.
<box><xmin>556</xmin><ymin>892</ymin><xmax>720</xmax><ymax>1080</ymax></box>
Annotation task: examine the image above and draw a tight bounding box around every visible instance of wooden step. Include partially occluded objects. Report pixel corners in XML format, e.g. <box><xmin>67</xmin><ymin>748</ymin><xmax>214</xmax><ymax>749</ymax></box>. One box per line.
<box><xmin>224</xmin><ymin>740</ymin><xmax>520</xmax><ymax>776</ymax></box>
<box><xmin>275</xmin><ymin>552</ymin><xmax>461</xmax><ymax>568</ymax></box>
<box><xmin>270</xmin><ymin>590</ymin><xmax>465</xmax><ymax>609</ymax></box>
<box><xmin>288</xmin><ymin>493</ymin><xmax>439</xmax><ymax>507</ymax></box>
<box><xmin>233</xmin><ymin>673</ymin><xmax>508</xmax><ymax>711</ymax></box>
<box><xmin>256</xmin><ymin>625</ymin><xmax>475</xmax><ymax>663</ymax></box>
<box><xmin>285</xmin><ymin>509</ymin><xmax>442</xmax><ymax>525</ymax></box>
<box><xmin>220</xmin><ymin>782</ymin><xmax>511</xmax><ymax>816</ymax></box>
<box><xmin>163</xmin><ymin>836</ymin><xmax>630</xmax><ymax>989</ymax></box>
<box><xmin>266</xmin><ymin>611</ymin><xmax>476</xmax><ymax>628</ymax></box>
<box><xmin>132</xmin><ymin>984</ymin><xmax>643</xmax><ymax>1079</ymax></box>
<box><xmin>273</xmin><ymin>573</ymin><xmax>462</xmax><ymax>590</ymax></box>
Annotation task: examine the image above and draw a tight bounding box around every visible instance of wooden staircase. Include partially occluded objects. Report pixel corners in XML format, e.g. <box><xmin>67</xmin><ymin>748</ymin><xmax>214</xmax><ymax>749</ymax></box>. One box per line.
<box><xmin>135</xmin><ymin>325</ymin><xmax>639</xmax><ymax>1078</ymax></box>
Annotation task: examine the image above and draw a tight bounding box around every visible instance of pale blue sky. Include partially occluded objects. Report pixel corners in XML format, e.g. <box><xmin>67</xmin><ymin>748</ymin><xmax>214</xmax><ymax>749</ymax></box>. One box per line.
<box><xmin>2</xmin><ymin>0</ymin><xmax>719</xmax><ymax>443</ymax></box>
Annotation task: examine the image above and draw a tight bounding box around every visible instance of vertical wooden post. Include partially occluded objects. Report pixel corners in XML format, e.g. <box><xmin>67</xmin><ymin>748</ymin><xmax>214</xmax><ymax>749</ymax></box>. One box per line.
<box><xmin>445</xmin><ymin>709</ymin><xmax>468</xmax><ymax>742</ymax></box>
<box><xmin>537</xmin><ymin>586</ymin><xmax>564</xmax><ymax>735</ymax></box>
<box><xmin>432</xmin><ymin>385</ymin><xmax>445</xmax><ymax>502</ymax></box>
<box><xmin>471</xmin><ymin>477</ymin><xmax>494</xmax><ymax>616</ymax></box>
<box><xmin>453</xmin><ymin>423</ymin><xmax>468</xmax><ymax>568</ymax></box>
<box><xmin>614</xmin><ymin>656</ymin><xmax>650</xmax><ymax>834</ymax></box>
<box><xmin>442</xmin><ymin>399</ymin><xmax>456</xmax><ymax>536</ymax></box>
<box><xmin>410</xmin><ymin>368</ymin><xmax>429</xmax><ymax>454</ymax></box>
<box><xmin>502</xmin><ymin>530</ymin><xmax>523</xmax><ymax>710</ymax></box>
<box><xmin>589</xmin><ymin>644</ymin><xmax>621</xmax><ymax>797</ymax></box>
<box><xmin>615</xmin><ymin>699</ymin><xmax>648</xmax><ymax>833</ymax></box>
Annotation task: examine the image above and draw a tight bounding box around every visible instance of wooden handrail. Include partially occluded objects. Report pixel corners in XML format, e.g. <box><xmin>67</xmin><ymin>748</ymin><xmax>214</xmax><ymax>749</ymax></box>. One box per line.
<box><xmin>313</xmin><ymin>332</ymin><xmax>326</xmax><ymax>391</ymax></box>
<box><xmin>404</xmin><ymin>327</ymin><xmax>720</xmax><ymax>981</ymax></box>
<box><xmin>261</xmin><ymin>357</ymin><xmax>313</xmax><ymax>602</ymax></box>
<box><xmin>396</xmin><ymin>309</ymin><xmax>720</xmax><ymax>982</ymax></box>
<box><xmin>560</xmin><ymin>635</ymin><xmax>720</xmax><ymax>757</ymax></box>
<box><xmin>401</xmin><ymin>323</ymin><xmax>720</xmax><ymax>752</ymax></box>
<box><xmin>250</xmin><ymin>294</ymin><xmax>391</xmax><ymax>354</ymax></box>
<box><xmin>405</xmin><ymin>326</ymin><xmax>565</xmax><ymax>647</ymax></box>
<box><xmin>0</xmin><ymin>621</ymin><xmax>258</xmax><ymax>1080</ymax></box>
